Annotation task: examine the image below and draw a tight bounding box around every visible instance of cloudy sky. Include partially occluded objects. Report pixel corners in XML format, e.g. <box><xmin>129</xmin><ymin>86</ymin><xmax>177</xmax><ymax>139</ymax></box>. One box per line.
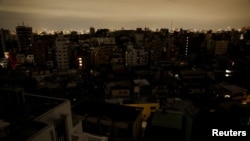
<box><xmin>0</xmin><ymin>0</ymin><xmax>249</xmax><ymax>31</ymax></box>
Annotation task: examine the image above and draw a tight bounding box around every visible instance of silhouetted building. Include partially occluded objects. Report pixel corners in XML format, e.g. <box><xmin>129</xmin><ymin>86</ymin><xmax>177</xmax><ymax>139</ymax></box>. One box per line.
<box><xmin>0</xmin><ymin>29</ymin><xmax>11</xmax><ymax>58</ymax></box>
<box><xmin>214</xmin><ymin>40</ymin><xmax>228</xmax><ymax>56</ymax></box>
<box><xmin>31</xmin><ymin>40</ymin><xmax>48</xmax><ymax>68</ymax></box>
<box><xmin>16</xmin><ymin>25</ymin><xmax>33</xmax><ymax>54</ymax></box>
<box><xmin>110</xmin><ymin>48</ymin><xmax>126</xmax><ymax>73</ymax></box>
<box><xmin>89</xmin><ymin>27</ymin><xmax>95</xmax><ymax>36</ymax></box>
<box><xmin>74</xmin><ymin>45</ymin><xmax>91</xmax><ymax>70</ymax></box>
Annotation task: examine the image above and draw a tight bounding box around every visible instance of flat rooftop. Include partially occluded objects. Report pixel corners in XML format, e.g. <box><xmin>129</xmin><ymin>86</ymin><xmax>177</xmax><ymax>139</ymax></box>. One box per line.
<box><xmin>1</xmin><ymin>120</ymin><xmax>47</xmax><ymax>141</ymax></box>
<box><xmin>0</xmin><ymin>90</ymin><xmax>66</xmax><ymax>141</ymax></box>
<box><xmin>218</xmin><ymin>83</ymin><xmax>247</xmax><ymax>93</ymax></box>
<box><xmin>133</xmin><ymin>79</ymin><xmax>150</xmax><ymax>86</ymax></box>
<box><xmin>72</xmin><ymin>103</ymin><xmax>141</xmax><ymax>121</ymax></box>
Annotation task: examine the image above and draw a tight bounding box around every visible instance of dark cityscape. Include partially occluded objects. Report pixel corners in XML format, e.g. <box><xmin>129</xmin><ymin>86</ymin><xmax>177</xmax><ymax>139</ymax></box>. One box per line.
<box><xmin>1</xmin><ymin>0</ymin><xmax>250</xmax><ymax>141</ymax></box>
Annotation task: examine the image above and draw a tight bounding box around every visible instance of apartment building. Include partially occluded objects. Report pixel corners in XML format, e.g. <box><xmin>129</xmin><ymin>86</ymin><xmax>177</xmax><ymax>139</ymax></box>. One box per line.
<box><xmin>55</xmin><ymin>35</ymin><xmax>71</xmax><ymax>71</ymax></box>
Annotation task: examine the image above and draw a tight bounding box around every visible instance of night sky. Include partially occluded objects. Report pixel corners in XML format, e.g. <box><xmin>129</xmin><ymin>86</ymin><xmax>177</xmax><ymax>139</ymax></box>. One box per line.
<box><xmin>0</xmin><ymin>0</ymin><xmax>249</xmax><ymax>31</ymax></box>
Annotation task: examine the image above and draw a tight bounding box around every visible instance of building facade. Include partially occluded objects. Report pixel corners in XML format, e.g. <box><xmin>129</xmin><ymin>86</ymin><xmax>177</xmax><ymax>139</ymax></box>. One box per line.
<box><xmin>16</xmin><ymin>25</ymin><xmax>33</xmax><ymax>54</ymax></box>
<box><xmin>55</xmin><ymin>35</ymin><xmax>71</xmax><ymax>71</ymax></box>
<box><xmin>125</xmin><ymin>44</ymin><xmax>148</xmax><ymax>68</ymax></box>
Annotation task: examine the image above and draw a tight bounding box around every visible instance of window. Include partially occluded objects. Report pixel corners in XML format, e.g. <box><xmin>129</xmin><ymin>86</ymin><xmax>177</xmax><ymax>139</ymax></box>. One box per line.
<box><xmin>150</xmin><ymin>106</ymin><xmax>156</xmax><ymax>110</ymax></box>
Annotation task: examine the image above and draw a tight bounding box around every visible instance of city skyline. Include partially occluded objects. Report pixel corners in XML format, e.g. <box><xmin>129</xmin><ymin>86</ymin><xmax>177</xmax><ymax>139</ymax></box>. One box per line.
<box><xmin>0</xmin><ymin>0</ymin><xmax>249</xmax><ymax>31</ymax></box>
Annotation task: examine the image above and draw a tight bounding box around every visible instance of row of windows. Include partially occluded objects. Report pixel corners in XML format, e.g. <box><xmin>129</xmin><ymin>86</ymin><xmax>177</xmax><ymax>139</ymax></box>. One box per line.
<box><xmin>57</xmin><ymin>61</ymin><xmax>68</xmax><ymax>64</ymax></box>
<box><xmin>57</xmin><ymin>51</ymin><xmax>69</xmax><ymax>53</ymax></box>
<box><xmin>58</xmin><ymin>65</ymin><xmax>69</xmax><ymax>68</ymax></box>
<box><xmin>57</xmin><ymin>54</ymin><xmax>68</xmax><ymax>57</ymax></box>
<box><xmin>57</xmin><ymin>58</ymin><xmax>69</xmax><ymax>60</ymax></box>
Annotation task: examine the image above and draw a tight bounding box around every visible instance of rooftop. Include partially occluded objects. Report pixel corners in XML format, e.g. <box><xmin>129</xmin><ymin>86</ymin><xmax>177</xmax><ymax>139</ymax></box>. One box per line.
<box><xmin>133</xmin><ymin>79</ymin><xmax>150</xmax><ymax>86</ymax></box>
<box><xmin>217</xmin><ymin>82</ymin><xmax>248</xmax><ymax>93</ymax></box>
<box><xmin>0</xmin><ymin>87</ymin><xmax>67</xmax><ymax>141</ymax></box>
<box><xmin>0</xmin><ymin>120</ymin><xmax>47</xmax><ymax>141</ymax></box>
<box><xmin>72</xmin><ymin>103</ymin><xmax>141</xmax><ymax>121</ymax></box>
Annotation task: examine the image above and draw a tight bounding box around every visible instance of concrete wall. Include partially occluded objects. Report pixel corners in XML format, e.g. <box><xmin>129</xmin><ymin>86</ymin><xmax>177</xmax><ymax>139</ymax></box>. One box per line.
<box><xmin>29</xmin><ymin>124</ymin><xmax>56</xmax><ymax>141</ymax></box>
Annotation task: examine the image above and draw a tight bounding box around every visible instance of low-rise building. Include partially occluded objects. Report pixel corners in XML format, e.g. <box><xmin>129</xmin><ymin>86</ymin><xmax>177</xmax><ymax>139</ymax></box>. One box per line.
<box><xmin>0</xmin><ymin>58</ymin><xmax>8</xmax><ymax>68</ymax></box>
<box><xmin>143</xmin><ymin>98</ymin><xmax>198</xmax><ymax>141</ymax></box>
<box><xmin>0</xmin><ymin>86</ymin><xmax>73</xmax><ymax>141</ymax></box>
<box><xmin>72</xmin><ymin>103</ymin><xmax>143</xmax><ymax>141</ymax></box>
<box><xmin>16</xmin><ymin>53</ymin><xmax>25</xmax><ymax>64</ymax></box>
<box><xmin>0</xmin><ymin>86</ymin><xmax>113</xmax><ymax>141</ymax></box>
<box><xmin>125</xmin><ymin>44</ymin><xmax>148</xmax><ymax>68</ymax></box>
<box><xmin>133</xmin><ymin>79</ymin><xmax>151</xmax><ymax>98</ymax></box>
<box><xmin>124</xmin><ymin>103</ymin><xmax>160</xmax><ymax>122</ymax></box>
<box><xmin>31</xmin><ymin>70</ymin><xmax>51</xmax><ymax>82</ymax></box>
<box><xmin>104</xmin><ymin>80</ymin><xmax>131</xmax><ymax>98</ymax></box>
<box><xmin>210</xmin><ymin>82</ymin><xmax>248</xmax><ymax>101</ymax></box>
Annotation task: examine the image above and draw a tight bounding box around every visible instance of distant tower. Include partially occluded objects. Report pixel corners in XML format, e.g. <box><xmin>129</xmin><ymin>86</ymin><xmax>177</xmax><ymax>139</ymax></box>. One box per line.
<box><xmin>89</xmin><ymin>27</ymin><xmax>95</xmax><ymax>36</ymax></box>
<box><xmin>16</xmin><ymin>23</ymin><xmax>33</xmax><ymax>54</ymax></box>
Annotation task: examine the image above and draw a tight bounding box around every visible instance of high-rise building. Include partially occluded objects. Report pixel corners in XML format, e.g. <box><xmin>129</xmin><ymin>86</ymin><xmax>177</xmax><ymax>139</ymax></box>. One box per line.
<box><xmin>55</xmin><ymin>35</ymin><xmax>71</xmax><ymax>71</ymax></box>
<box><xmin>74</xmin><ymin>45</ymin><xmax>91</xmax><ymax>70</ymax></box>
<box><xmin>16</xmin><ymin>25</ymin><xmax>33</xmax><ymax>54</ymax></box>
<box><xmin>214</xmin><ymin>40</ymin><xmax>229</xmax><ymax>56</ymax></box>
<box><xmin>0</xmin><ymin>28</ymin><xmax>11</xmax><ymax>58</ymax></box>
